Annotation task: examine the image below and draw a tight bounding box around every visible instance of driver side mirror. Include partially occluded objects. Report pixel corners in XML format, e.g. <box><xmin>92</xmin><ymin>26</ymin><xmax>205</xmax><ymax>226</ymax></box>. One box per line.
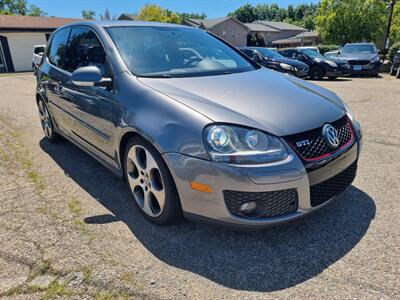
<box><xmin>72</xmin><ymin>66</ymin><xmax>112</xmax><ymax>88</ymax></box>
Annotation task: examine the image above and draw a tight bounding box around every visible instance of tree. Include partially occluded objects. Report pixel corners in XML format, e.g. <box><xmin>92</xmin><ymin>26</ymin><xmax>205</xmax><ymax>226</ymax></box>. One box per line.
<box><xmin>0</xmin><ymin>0</ymin><xmax>46</xmax><ymax>16</ymax></box>
<box><xmin>389</xmin><ymin>2</ymin><xmax>400</xmax><ymax>43</ymax></box>
<box><xmin>229</xmin><ymin>3</ymin><xmax>319</xmax><ymax>29</ymax></box>
<box><xmin>228</xmin><ymin>3</ymin><xmax>256</xmax><ymax>23</ymax></box>
<box><xmin>100</xmin><ymin>8</ymin><xmax>116</xmax><ymax>20</ymax></box>
<box><xmin>0</xmin><ymin>0</ymin><xmax>27</xmax><ymax>15</ymax></box>
<box><xmin>317</xmin><ymin>0</ymin><xmax>387</xmax><ymax>46</ymax></box>
<box><xmin>82</xmin><ymin>10</ymin><xmax>96</xmax><ymax>20</ymax></box>
<box><xmin>28</xmin><ymin>4</ymin><xmax>46</xmax><ymax>16</ymax></box>
<box><xmin>178</xmin><ymin>12</ymin><xmax>206</xmax><ymax>21</ymax></box>
<box><xmin>137</xmin><ymin>4</ymin><xmax>180</xmax><ymax>24</ymax></box>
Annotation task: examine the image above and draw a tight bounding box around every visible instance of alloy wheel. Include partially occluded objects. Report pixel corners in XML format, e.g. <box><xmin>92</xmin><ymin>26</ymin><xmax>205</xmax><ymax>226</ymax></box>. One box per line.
<box><xmin>38</xmin><ymin>100</ymin><xmax>53</xmax><ymax>139</ymax></box>
<box><xmin>126</xmin><ymin>145</ymin><xmax>166</xmax><ymax>217</ymax></box>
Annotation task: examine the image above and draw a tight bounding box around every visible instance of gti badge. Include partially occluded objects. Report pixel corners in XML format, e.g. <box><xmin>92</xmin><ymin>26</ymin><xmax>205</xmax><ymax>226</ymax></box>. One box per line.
<box><xmin>296</xmin><ymin>139</ymin><xmax>311</xmax><ymax>147</ymax></box>
<box><xmin>322</xmin><ymin>124</ymin><xmax>339</xmax><ymax>148</ymax></box>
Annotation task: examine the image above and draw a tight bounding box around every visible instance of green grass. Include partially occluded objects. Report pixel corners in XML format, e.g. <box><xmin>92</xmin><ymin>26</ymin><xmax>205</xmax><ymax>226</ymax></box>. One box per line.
<box><xmin>68</xmin><ymin>198</ymin><xmax>82</xmax><ymax>215</ymax></box>
<box><xmin>40</xmin><ymin>281</ymin><xmax>72</xmax><ymax>300</ymax></box>
<box><xmin>1</xmin><ymin>281</ymin><xmax>72</xmax><ymax>299</ymax></box>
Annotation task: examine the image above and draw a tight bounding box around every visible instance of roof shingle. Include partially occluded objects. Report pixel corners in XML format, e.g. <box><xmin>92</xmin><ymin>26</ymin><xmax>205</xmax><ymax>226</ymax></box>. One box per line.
<box><xmin>0</xmin><ymin>15</ymin><xmax>80</xmax><ymax>30</ymax></box>
<box><xmin>254</xmin><ymin>21</ymin><xmax>305</xmax><ymax>31</ymax></box>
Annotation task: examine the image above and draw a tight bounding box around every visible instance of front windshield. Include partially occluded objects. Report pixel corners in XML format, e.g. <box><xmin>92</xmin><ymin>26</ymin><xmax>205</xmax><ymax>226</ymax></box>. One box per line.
<box><xmin>301</xmin><ymin>49</ymin><xmax>324</xmax><ymax>59</ymax></box>
<box><xmin>107</xmin><ymin>26</ymin><xmax>256</xmax><ymax>77</ymax></box>
<box><xmin>255</xmin><ymin>48</ymin><xmax>283</xmax><ymax>59</ymax></box>
<box><xmin>342</xmin><ymin>44</ymin><xmax>377</xmax><ymax>54</ymax></box>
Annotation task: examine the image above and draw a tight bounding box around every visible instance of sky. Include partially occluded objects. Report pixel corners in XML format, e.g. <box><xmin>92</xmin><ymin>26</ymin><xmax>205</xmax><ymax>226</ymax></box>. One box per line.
<box><xmin>28</xmin><ymin>0</ymin><xmax>319</xmax><ymax>19</ymax></box>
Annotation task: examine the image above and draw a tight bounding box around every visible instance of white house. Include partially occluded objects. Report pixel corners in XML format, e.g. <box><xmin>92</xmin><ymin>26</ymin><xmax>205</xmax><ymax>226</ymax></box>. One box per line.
<box><xmin>0</xmin><ymin>15</ymin><xmax>79</xmax><ymax>73</ymax></box>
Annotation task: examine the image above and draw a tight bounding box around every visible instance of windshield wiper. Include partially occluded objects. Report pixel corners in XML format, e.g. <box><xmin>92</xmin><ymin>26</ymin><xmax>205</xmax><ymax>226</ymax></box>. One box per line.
<box><xmin>139</xmin><ymin>74</ymin><xmax>174</xmax><ymax>78</ymax></box>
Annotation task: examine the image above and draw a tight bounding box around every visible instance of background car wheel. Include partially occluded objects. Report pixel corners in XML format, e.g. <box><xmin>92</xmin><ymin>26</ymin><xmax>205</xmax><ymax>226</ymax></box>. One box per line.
<box><xmin>124</xmin><ymin>136</ymin><xmax>182</xmax><ymax>224</ymax></box>
<box><xmin>37</xmin><ymin>99</ymin><xmax>58</xmax><ymax>142</ymax></box>
<box><xmin>397</xmin><ymin>68</ymin><xmax>400</xmax><ymax>79</ymax></box>
<box><xmin>389</xmin><ymin>65</ymin><xmax>396</xmax><ymax>76</ymax></box>
<box><xmin>310</xmin><ymin>66</ymin><xmax>324</xmax><ymax>80</ymax></box>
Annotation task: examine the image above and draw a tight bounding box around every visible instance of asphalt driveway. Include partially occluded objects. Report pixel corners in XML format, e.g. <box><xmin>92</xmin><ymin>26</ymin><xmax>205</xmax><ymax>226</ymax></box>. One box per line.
<box><xmin>0</xmin><ymin>73</ymin><xmax>399</xmax><ymax>299</ymax></box>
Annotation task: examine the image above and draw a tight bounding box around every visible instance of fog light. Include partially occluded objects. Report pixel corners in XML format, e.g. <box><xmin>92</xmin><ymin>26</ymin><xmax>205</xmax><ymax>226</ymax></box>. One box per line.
<box><xmin>240</xmin><ymin>201</ymin><xmax>257</xmax><ymax>214</ymax></box>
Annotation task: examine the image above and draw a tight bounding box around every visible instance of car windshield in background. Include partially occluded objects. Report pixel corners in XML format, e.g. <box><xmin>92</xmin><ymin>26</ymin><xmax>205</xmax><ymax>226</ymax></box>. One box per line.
<box><xmin>301</xmin><ymin>49</ymin><xmax>325</xmax><ymax>59</ymax></box>
<box><xmin>342</xmin><ymin>44</ymin><xmax>377</xmax><ymax>54</ymax></box>
<box><xmin>107</xmin><ymin>26</ymin><xmax>256</xmax><ymax>78</ymax></box>
<box><xmin>256</xmin><ymin>48</ymin><xmax>283</xmax><ymax>59</ymax></box>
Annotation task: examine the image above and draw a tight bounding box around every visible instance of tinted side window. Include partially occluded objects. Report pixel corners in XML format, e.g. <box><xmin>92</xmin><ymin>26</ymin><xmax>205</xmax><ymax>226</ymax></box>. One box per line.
<box><xmin>280</xmin><ymin>50</ymin><xmax>291</xmax><ymax>57</ymax></box>
<box><xmin>243</xmin><ymin>50</ymin><xmax>256</xmax><ymax>58</ymax></box>
<box><xmin>48</xmin><ymin>27</ymin><xmax>71</xmax><ymax>69</ymax></box>
<box><xmin>65</xmin><ymin>27</ymin><xmax>106</xmax><ymax>74</ymax></box>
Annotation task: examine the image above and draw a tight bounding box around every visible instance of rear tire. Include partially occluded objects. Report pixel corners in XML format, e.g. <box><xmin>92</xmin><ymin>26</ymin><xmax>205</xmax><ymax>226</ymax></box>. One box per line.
<box><xmin>310</xmin><ymin>66</ymin><xmax>324</xmax><ymax>80</ymax></box>
<box><xmin>124</xmin><ymin>136</ymin><xmax>182</xmax><ymax>224</ymax></box>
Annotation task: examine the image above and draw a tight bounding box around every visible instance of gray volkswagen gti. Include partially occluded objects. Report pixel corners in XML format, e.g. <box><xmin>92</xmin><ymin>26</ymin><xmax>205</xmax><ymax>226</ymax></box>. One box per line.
<box><xmin>36</xmin><ymin>21</ymin><xmax>362</xmax><ymax>228</ymax></box>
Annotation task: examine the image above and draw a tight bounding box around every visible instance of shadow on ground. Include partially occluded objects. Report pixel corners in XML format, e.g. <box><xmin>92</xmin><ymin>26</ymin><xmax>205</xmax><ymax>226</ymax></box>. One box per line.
<box><xmin>40</xmin><ymin>138</ymin><xmax>375</xmax><ymax>292</ymax></box>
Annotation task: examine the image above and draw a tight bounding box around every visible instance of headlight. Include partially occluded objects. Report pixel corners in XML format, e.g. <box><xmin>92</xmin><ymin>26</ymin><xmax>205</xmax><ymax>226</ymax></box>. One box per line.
<box><xmin>204</xmin><ymin>125</ymin><xmax>288</xmax><ymax>164</ymax></box>
<box><xmin>279</xmin><ymin>63</ymin><xmax>295</xmax><ymax>71</ymax></box>
<box><xmin>325</xmin><ymin>60</ymin><xmax>338</xmax><ymax>67</ymax></box>
<box><xmin>371</xmin><ymin>55</ymin><xmax>380</xmax><ymax>63</ymax></box>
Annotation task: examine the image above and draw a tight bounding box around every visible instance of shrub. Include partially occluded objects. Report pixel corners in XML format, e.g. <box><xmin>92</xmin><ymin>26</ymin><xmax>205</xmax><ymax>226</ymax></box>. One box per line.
<box><xmin>388</xmin><ymin>42</ymin><xmax>400</xmax><ymax>62</ymax></box>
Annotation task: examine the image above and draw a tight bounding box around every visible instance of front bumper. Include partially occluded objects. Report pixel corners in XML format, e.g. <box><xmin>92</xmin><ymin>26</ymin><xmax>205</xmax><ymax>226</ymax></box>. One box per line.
<box><xmin>295</xmin><ymin>69</ymin><xmax>309</xmax><ymax>78</ymax></box>
<box><xmin>163</xmin><ymin>135</ymin><xmax>361</xmax><ymax>229</ymax></box>
<box><xmin>348</xmin><ymin>62</ymin><xmax>380</xmax><ymax>75</ymax></box>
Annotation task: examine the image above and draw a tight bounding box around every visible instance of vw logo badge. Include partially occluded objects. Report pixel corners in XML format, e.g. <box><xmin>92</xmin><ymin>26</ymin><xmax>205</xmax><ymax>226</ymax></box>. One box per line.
<box><xmin>322</xmin><ymin>124</ymin><xmax>340</xmax><ymax>148</ymax></box>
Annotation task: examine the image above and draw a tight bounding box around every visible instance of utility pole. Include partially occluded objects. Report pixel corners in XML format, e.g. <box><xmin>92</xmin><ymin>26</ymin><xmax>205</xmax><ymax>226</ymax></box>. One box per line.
<box><xmin>383</xmin><ymin>0</ymin><xmax>397</xmax><ymax>61</ymax></box>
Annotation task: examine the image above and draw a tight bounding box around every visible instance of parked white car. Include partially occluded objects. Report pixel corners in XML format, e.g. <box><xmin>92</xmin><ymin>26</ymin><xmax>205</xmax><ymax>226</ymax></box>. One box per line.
<box><xmin>324</xmin><ymin>50</ymin><xmax>341</xmax><ymax>59</ymax></box>
<box><xmin>32</xmin><ymin>45</ymin><xmax>45</xmax><ymax>74</ymax></box>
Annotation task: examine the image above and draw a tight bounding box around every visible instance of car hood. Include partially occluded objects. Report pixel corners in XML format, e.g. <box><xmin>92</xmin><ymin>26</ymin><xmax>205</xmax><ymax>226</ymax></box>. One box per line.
<box><xmin>138</xmin><ymin>68</ymin><xmax>346</xmax><ymax>136</ymax></box>
<box><xmin>329</xmin><ymin>57</ymin><xmax>350</xmax><ymax>64</ymax></box>
<box><xmin>339</xmin><ymin>53</ymin><xmax>378</xmax><ymax>60</ymax></box>
<box><xmin>270</xmin><ymin>57</ymin><xmax>308</xmax><ymax>68</ymax></box>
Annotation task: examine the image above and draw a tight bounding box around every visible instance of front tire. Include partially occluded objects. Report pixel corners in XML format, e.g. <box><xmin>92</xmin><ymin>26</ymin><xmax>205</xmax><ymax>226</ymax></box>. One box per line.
<box><xmin>389</xmin><ymin>65</ymin><xmax>396</xmax><ymax>76</ymax></box>
<box><xmin>37</xmin><ymin>98</ymin><xmax>58</xmax><ymax>142</ymax></box>
<box><xmin>124</xmin><ymin>136</ymin><xmax>182</xmax><ymax>224</ymax></box>
<box><xmin>310</xmin><ymin>66</ymin><xmax>324</xmax><ymax>80</ymax></box>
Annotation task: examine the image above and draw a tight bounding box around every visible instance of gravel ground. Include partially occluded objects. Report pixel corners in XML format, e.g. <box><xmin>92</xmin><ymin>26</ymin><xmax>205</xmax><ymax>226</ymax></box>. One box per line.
<box><xmin>0</xmin><ymin>73</ymin><xmax>399</xmax><ymax>299</ymax></box>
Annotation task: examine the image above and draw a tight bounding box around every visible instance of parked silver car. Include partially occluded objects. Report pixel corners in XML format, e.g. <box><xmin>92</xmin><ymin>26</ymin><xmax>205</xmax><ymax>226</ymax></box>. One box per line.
<box><xmin>32</xmin><ymin>44</ymin><xmax>45</xmax><ymax>74</ymax></box>
<box><xmin>36</xmin><ymin>21</ymin><xmax>362</xmax><ymax>228</ymax></box>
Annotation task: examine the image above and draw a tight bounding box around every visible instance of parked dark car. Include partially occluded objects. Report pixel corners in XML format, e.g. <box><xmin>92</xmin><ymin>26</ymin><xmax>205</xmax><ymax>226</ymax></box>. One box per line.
<box><xmin>241</xmin><ymin>47</ymin><xmax>309</xmax><ymax>78</ymax></box>
<box><xmin>389</xmin><ymin>50</ymin><xmax>400</xmax><ymax>78</ymax></box>
<box><xmin>280</xmin><ymin>48</ymin><xmax>350</xmax><ymax>80</ymax></box>
<box><xmin>338</xmin><ymin>43</ymin><xmax>381</xmax><ymax>76</ymax></box>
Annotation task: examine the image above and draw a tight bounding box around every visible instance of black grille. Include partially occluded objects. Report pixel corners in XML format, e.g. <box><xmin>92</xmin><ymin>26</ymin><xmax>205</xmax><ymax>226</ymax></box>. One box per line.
<box><xmin>223</xmin><ymin>189</ymin><xmax>298</xmax><ymax>218</ymax></box>
<box><xmin>310</xmin><ymin>161</ymin><xmax>357</xmax><ymax>207</ymax></box>
<box><xmin>284</xmin><ymin>116</ymin><xmax>354</xmax><ymax>162</ymax></box>
<box><xmin>348</xmin><ymin>60</ymin><xmax>370</xmax><ymax>65</ymax></box>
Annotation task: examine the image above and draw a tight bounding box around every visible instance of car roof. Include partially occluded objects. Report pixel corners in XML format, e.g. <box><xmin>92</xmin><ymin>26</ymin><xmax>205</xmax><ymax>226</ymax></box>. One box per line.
<box><xmin>60</xmin><ymin>20</ymin><xmax>192</xmax><ymax>29</ymax></box>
